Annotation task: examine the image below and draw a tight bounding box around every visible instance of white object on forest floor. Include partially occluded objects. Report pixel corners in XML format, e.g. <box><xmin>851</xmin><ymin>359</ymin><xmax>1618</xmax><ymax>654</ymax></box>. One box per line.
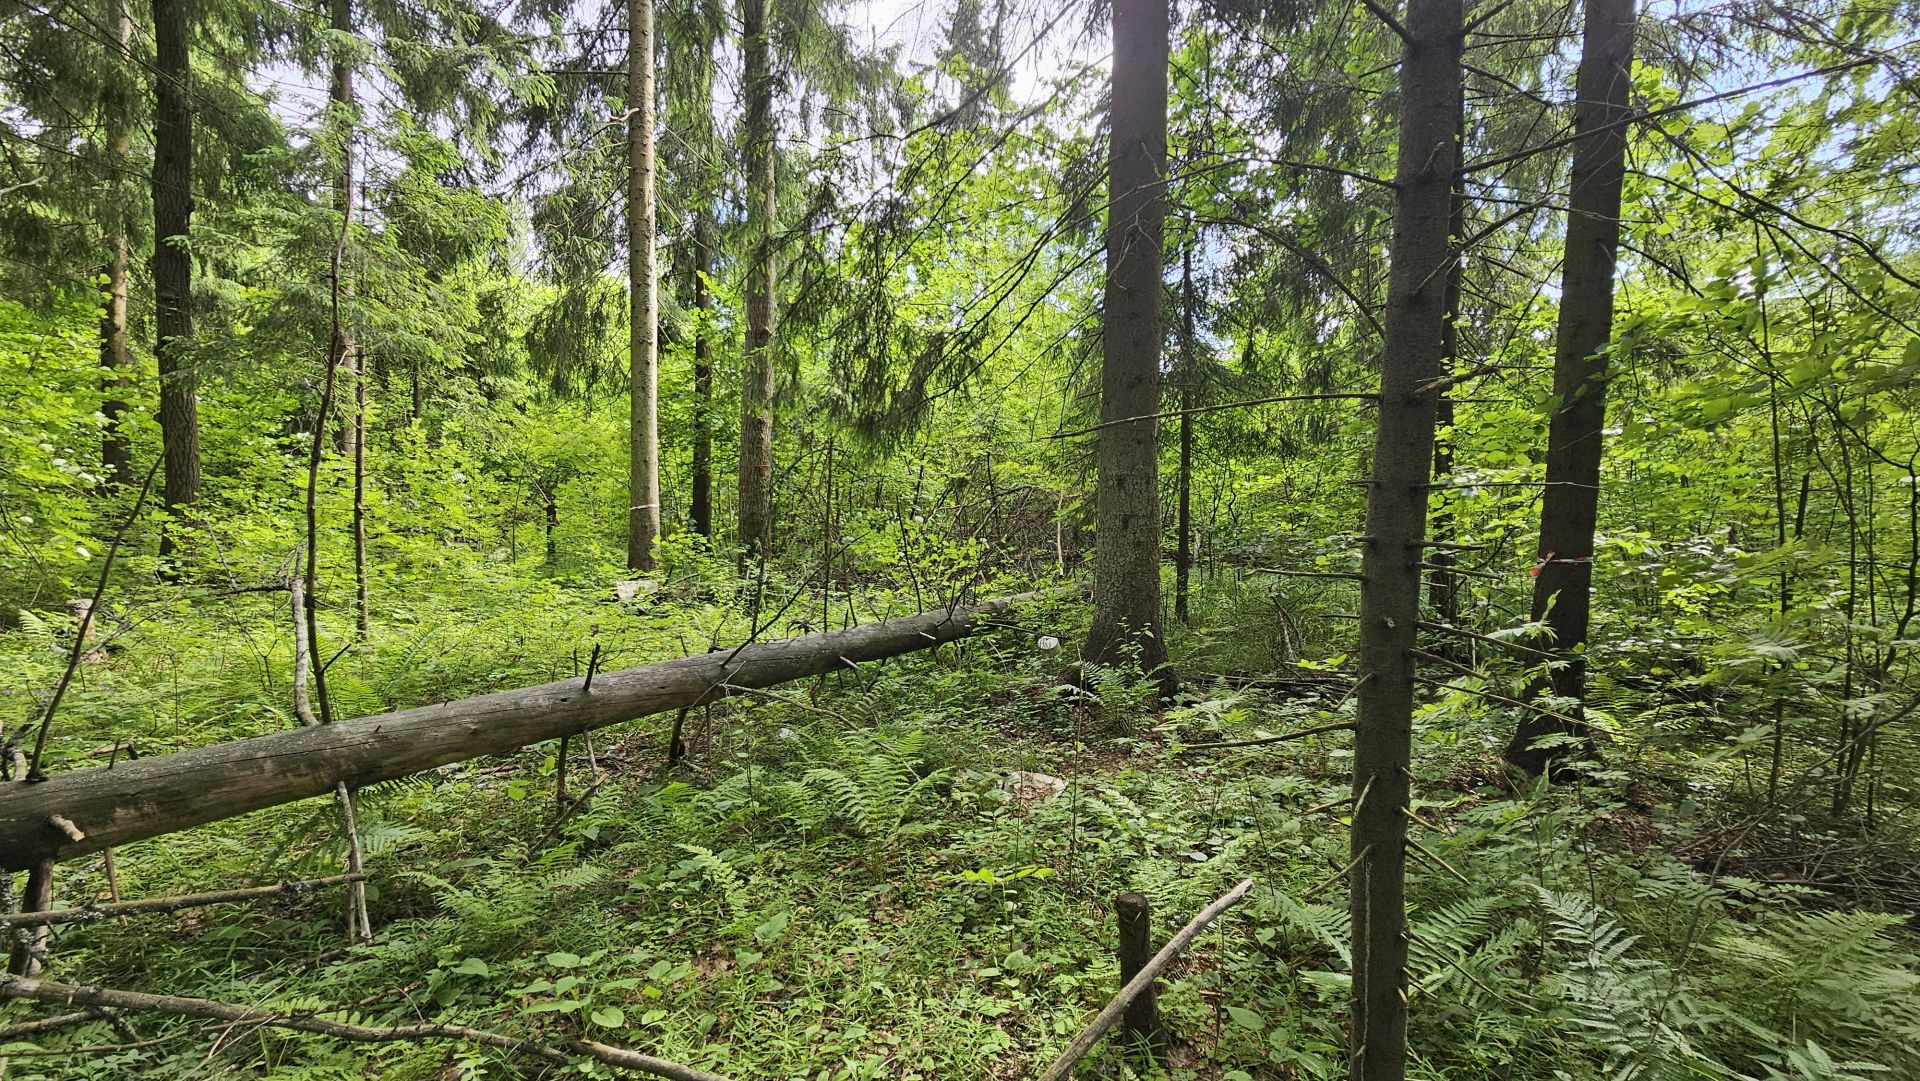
<box><xmin>1007</xmin><ymin>771</ymin><xmax>1067</xmax><ymax>806</ymax></box>
<box><xmin>613</xmin><ymin>579</ymin><xmax>660</xmax><ymax>601</ymax></box>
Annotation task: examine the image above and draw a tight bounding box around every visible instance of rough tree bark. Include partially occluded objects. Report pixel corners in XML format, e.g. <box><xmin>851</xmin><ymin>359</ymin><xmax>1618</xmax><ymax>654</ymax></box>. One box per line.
<box><xmin>1349</xmin><ymin>1</ymin><xmax>1463</xmax><ymax>1079</ymax></box>
<box><xmin>627</xmin><ymin>0</ymin><xmax>661</xmax><ymax>570</ymax></box>
<box><xmin>736</xmin><ymin>0</ymin><xmax>776</xmax><ymax>557</ymax></box>
<box><xmin>1426</xmin><ymin>133</ymin><xmax>1467</xmax><ymax>637</ymax></box>
<box><xmin>690</xmin><ymin>210</ymin><xmax>715</xmax><ymax>538</ymax></box>
<box><xmin>1081</xmin><ymin>0</ymin><xmax>1174</xmax><ymax>694</ymax></box>
<box><xmin>98</xmin><ymin>0</ymin><xmax>134</xmax><ymax>489</ymax></box>
<box><xmin>0</xmin><ymin>595</ymin><xmax>1033</xmax><ymax>869</ymax></box>
<box><xmin>152</xmin><ymin>0</ymin><xmax>199</xmax><ymax>555</ymax></box>
<box><xmin>1507</xmin><ymin>0</ymin><xmax>1637</xmax><ymax>776</ymax></box>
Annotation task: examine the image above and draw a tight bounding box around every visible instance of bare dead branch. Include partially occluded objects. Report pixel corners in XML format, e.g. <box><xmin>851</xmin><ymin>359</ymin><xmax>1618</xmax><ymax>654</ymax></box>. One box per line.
<box><xmin>0</xmin><ymin>974</ymin><xmax>734</xmax><ymax>1081</ymax></box>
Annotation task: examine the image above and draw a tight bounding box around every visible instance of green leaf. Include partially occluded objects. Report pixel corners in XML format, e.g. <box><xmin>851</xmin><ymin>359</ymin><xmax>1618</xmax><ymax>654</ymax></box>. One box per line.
<box><xmin>1226</xmin><ymin>1005</ymin><xmax>1266</xmax><ymax>1032</ymax></box>
<box><xmin>451</xmin><ymin>957</ymin><xmax>490</xmax><ymax>977</ymax></box>
<box><xmin>753</xmin><ymin>910</ymin><xmax>790</xmax><ymax>946</ymax></box>
<box><xmin>588</xmin><ymin>1006</ymin><xmax>625</xmax><ymax>1028</ymax></box>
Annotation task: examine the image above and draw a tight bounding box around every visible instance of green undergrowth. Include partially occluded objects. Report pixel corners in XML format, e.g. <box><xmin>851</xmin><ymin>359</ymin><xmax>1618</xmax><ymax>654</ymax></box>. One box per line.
<box><xmin>5</xmin><ymin>586</ymin><xmax>1920</xmax><ymax>1081</ymax></box>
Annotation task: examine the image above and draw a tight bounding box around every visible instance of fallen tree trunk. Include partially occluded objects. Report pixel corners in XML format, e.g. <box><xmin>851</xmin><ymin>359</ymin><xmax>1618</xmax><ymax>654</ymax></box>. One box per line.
<box><xmin>0</xmin><ymin>595</ymin><xmax>1030</xmax><ymax>870</ymax></box>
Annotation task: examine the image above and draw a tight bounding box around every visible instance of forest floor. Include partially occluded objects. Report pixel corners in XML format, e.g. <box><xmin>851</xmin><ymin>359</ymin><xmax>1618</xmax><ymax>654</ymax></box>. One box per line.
<box><xmin>5</xmin><ymin>581</ymin><xmax>1920</xmax><ymax>1081</ymax></box>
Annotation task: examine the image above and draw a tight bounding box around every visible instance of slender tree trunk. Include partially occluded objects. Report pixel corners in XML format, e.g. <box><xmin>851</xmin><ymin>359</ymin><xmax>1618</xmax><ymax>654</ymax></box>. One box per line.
<box><xmin>542</xmin><ymin>480</ymin><xmax>559</xmax><ymax>564</ymax></box>
<box><xmin>1833</xmin><ymin>413</ymin><xmax>1859</xmax><ymax>815</ymax></box>
<box><xmin>325</xmin><ymin>0</ymin><xmax>369</xmax><ymax>640</ymax></box>
<box><xmin>1349</xmin><ymin>2</ymin><xmax>1463</xmax><ymax>1078</ymax></box>
<box><xmin>304</xmin><ymin>154</ymin><xmax>373</xmax><ymax>940</ymax></box>
<box><xmin>1175</xmin><ymin>244</ymin><xmax>1196</xmax><ymax>626</ymax></box>
<box><xmin>329</xmin><ymin>0</ymin><xmax>358</xmax><ymax>463</ymax></box>
<box><xmin>1507</xmin><ymin>0</ymin><xmax>1638</xmax><ymax>776</ymax></box>
<box><xmin>290</xmin><ymin>571</ymin><xmax>317</xmax><ymax>727</ymax></box>
<box><xmin>820</xmin><ymin>436</ymin><xmax>835</xmax><ymax>630</ymax></box>
<box><xmin>736</xmin><ymin>0</ymin><xmax>776</xmax><ymax>558</ymax></box>
<box><xmin>98</xmin><ymin>0</ymin><xmax>134</xmax><ymax>490</ymax></box>
<box><xmin>1426</xmin><ymin>140</ymin><xmax>1466</xmax><ymax>635</ymax></box>
<box><xmin>1763</xmin><ymin>343</ymin><xmax>1789</xmax><ymax>801</ymax></box>
<box><xmin>152</xmin><ymin>0</ymin><xmax>199</xmax><ymax>557</ymax></box>
<box><xmin>690</xmin><ymin>211</ymin><xmax>715</xmax><ymax>538</ymax></box>
<box><xmin>1080</xmin><ymin>0</ymin><xmax>1173</xmax><ymax>695</ymax></box>
<box><xmin>687</xmin><ymin>45</ymin><xmax>716</xmax><ymax>542</ymax></box>
<box><xmin>353</xmin><ymin>344</ymin><xmax>369</xmax><ymax>634</ymax></box>
<box><xmin>627</xmin><ymin>0</ymin><xmax>660</xmax><ymax>570</ymax></box>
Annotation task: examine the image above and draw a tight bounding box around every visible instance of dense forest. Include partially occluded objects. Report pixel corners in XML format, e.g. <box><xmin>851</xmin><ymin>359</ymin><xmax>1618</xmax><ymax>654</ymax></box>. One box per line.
<box><xmin>3</xmin><ymin>0</ymin><xmax>1919</xmax><ymax>1075</ymax></box>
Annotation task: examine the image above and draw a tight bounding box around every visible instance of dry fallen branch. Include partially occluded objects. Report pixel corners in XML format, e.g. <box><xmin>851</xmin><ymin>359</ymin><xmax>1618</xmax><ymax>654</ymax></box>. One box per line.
<box><xmin>0</xmin><ymin>874</ymin><xmax>365</xmax><ymax>928</ymax></box>
<box><xmin>0</xmin><ymin>974</ymin><xmax>734</xmax><ymax>1081</ymax></box>
<box><xmin>1177</xmin><ymin>720</ymin><xmax>1356</xmax><ymax>753</ymax></box>
<box><xmin>0</xmin><ymin>1009</ymin><xmax>97</xmax><ymax>1040</ymax></box>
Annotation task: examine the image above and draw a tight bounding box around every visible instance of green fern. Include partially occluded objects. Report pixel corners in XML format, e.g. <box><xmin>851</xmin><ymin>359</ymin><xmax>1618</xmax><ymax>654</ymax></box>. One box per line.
<box><xmin>399</xmin><ymin>852</ymin><xmax>607</xmax><ymax>947</ymax></box>
<box><xmin>792</xmin><ymin>731</ymin><xmax>946</xmax><ymax>838</ymax></box>
<box><xmin>1533</xmin><ymin>887</ymin><xmax>1725</xmax><ymax>1081</ymax></box>
<box><xmin>673</xmin><ymin>843</ymin><xmax>752</xmax><ymax>924</ymax></box>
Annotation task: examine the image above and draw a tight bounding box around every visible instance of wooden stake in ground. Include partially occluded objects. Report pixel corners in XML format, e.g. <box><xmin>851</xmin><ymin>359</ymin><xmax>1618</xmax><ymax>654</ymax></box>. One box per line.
<box><xmin>1348</xmin><ymin>0</ymin><xmax>1464</xmax><ymax>1079</ymax></box>
<box><xmin>1114</xmin><ymin>891</ymin><xmax>1159</xmax><ymax>1043</ymax></box>
<box><xmin>1038</xmin><ymin>878</ymin><xmax>1253</xmax><ymax>1081</ymax></box>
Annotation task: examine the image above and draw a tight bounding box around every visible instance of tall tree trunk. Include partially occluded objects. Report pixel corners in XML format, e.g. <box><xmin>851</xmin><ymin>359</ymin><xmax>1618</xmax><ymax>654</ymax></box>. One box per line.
<box><xmin>690</xmin><ymin>211</ymin><xmax>714</xmax><ymax>539</ymax></box>
<box><xmin>1426</xmin><ymin>127</ymin><xmax>1467</xmax><ymax>637</ymax></box>
<box><xmin>1175</xmin><ymin>243</ymin><xmax>1196</xmax><ymax>626</ymax></box>
<box><xmin>1506</xmin><ymin>0</ymin><xmax>1637</xmax><ymax>776</ymax></box>
<box><xmin>330</xmin><ymin>0</ymin><xmax>358</xmax><ymax>462</ymax></box>
<box><xmin>352</xmin><ymin>345</ymin><xmax>369</xmax><ymax>633</ymax></box>
<box><xmin>1349</xmin><ymin>1</ymin><xmax>1463</xmax><ymax>1078</ymax></box>
<box><xmin>98</xmin><ymin>0</ymin><xmax>134</xmax><ymax>490</ymax></box>
<box><xmin>327</xmin><ymin>0</ymin><xmax>368</xmax><ymax>636</ymax></box>
<box><xmin>736</xmin><ymin>0</ymin><xmax>776</xmax><ymax>558</ymax></box>
<box><xmin>152</xmin><ymin>0</ymin><xmax>199</xmax><ymax>557</ymax></box>
<box><xmin>687</xmin><ymin>41</ymin><xmax>716</xmax><ymax>542</ymax></box>
<box><xmin>627</xmin><ymin>0</ymin><xmax>661</xmax><ymax>570</ymax></box>
<box><xmin>1080</xmin><ymin>0</ymin><xmax>1173</xmax><ymax>694</ymax></box>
